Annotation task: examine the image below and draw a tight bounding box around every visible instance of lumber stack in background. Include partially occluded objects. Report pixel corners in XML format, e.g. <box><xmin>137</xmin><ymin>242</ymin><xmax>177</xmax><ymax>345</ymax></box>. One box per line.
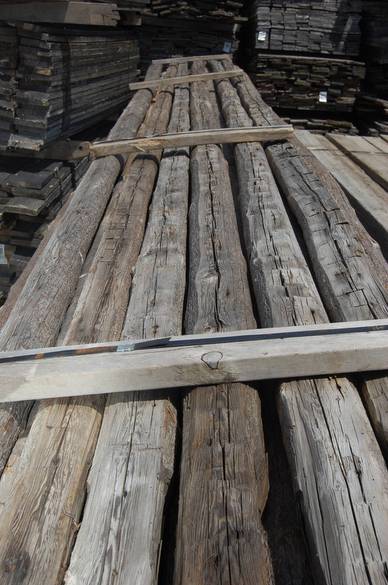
<box><xmin>358</xmin><ymin>1</ymin><xmax>388</xmax><ymax>133</ymax></box>
<box><xmin>0</xmin><ymin>24</ymin><xmax>139</xmax><ymax>151</ymax></box>
<box><xmin>243</xmin><ymin>0</ymin><xmax>364</xmax><ymax>124</ymax></box>
<box><xmin>248</xmin><ymin>54</ymin><xmax>365</xmax><ymax>113</ymax></box>
<box><xmin>248</xmin><ymin>0</ymin><xmax>362</xmax><ymax>56</ymax></box>
<box><xmin>134</xmin><ymin>0</ymin><xmax>244</xmax><ymax>73</ymax></box>
<box><xmin>0</xmin><ymin>156</ymin><xmax>89</xmax><ymax>300</ymax></box>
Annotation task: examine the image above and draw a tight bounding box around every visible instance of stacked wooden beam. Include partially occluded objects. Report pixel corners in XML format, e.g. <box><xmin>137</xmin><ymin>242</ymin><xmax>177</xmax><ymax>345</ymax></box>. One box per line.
<box><xmin>0</xmin><ymin>58</ymin><xmax>386</xmax><ymax>585</ymax></box>
<box><xmin>248</xmin><ymin>53</ymin><xmax>365</xmax><ymax>112</ymax></box>
<box><xmin>249</xmin><ymin>0</ymin><xmax>362</xmax><ymax>57</ymax></box>
<box><xmin>363</xmin><ymin>1</ymin><xmax>388</xmax><ymax>99</ymax></box>
<box><xmin>0</xmin><ymin>156</ymin><xmax>89</xmax><ymax>298</ymax></box>
<box><xmin>2</xmin><ymin>24</ymin><xmax>139</xmax><ymax>151</ymax></box>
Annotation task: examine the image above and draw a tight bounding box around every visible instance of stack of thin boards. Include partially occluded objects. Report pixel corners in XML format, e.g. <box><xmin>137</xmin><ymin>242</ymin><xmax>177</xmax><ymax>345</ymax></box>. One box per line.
<box><xmin>245</xmin><ymin>0</ymin><xmax>365</xmax><ymax>117</ymax></box>
<box><xmin>144</xmin><ymin>0</ymin><xmax>244</xmax><ymax>19</ymax></box>
<box><xmin>137</xmin><ymin>0</ymin><xmax>244</xmax><ymax>73</ymax></box>
<box><xmin>1</xmin><ymin>24</ymin><xmax>139</xmax><ymax>151</ymax></box>
<box><xmin>250</xmin><ymin>54</ymin><xmax>365</xmax><ymax>113</ymax></box>
<box><xmin>0</xmin><ymin>155</ymin><xmax>88</xmax><ymax>298</ymax></box>
<box><xmin>249</xmin><ymin>0</ymin><xmax>362</xmax><ymax>56</ymax></box>
<box><xmin>138</xmin><ymin>17</ymin><xmax>240</xmax><ymax>72</ymax></box>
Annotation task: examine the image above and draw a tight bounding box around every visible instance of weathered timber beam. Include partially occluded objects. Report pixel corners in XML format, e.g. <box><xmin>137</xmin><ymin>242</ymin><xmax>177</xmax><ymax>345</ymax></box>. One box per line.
<box><xmin>0</xmin><ymin>64</ymin><xmax>164</xmax><ymax>585</ymax></box>
<box><xmin>63</xmin><ymin>64</ymin><xmax>190</xmax><ymax>585</ymax></box>
<box><xmin>129</xmin><ymin>70</ymin><xmax>243</xmax><ymax>90</ymax></box>
<box><xmin>211</xmin><ymin>64</ymin><xmax>388</xmax><ymax>585</ymax></box>
<box><xmin>152</xmin><ymin>53</ymin><xmax>232</xmax><ymax>65</ymax></box>
<box><xmin>0</xmin><ymin>326</ymin><xmax>387</xmax><ymax>403</ymax></box>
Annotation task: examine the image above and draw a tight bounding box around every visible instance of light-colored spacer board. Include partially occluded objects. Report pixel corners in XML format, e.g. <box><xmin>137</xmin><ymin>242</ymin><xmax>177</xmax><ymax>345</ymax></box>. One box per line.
<box><xmin>85</xmin><ymin>125</ymin><xmax>294</xmax><ymax>158</ymax></box>
<box><xmin>152</xmin><ymin>54</ymin><xmax>232</xmax><ymax>65</ymax></box>
<box><xmin>3</xmin><ymin>126</ymin><xmax>293</xmax><ymax>161</ymax></box>
<box><xmin>0</xmin><ymin>322</ymin><xmax>387</xmax><ymax>403</ymax></box>
<box><xmin>129</xmin><ymin>70</ymin><xmax>243</xmax><ymax>90</ymax></box>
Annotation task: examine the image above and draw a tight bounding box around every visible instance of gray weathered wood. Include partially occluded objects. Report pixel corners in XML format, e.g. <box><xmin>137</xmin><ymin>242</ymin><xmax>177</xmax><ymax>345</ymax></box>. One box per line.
<box><xmin>328</xmin><ymin>134</ymin><xmax>388</xmax><ymax>191</ymax></box>
<box><xmin>64</xmin><ymin>64</ymin><xmax>190</xmax><ymax>585</ymax></box>
<box><xmin>174</xmin><ymin>61</ymin><xmax>273</xmax><ymax>585</ymax></box>
<box><xmin>0</xmin><ymin>65</ymin><xmax>163</xmax><ymax>585</ymax></box>
<box><xmin>266</xmin><ymin>136</ymin><xmax>388</xmax><ymax>453</ymax></box>
<box><xmin>213</xmin><ymin>65</ymin><xmax>388</xmax><ymax>585</ymax></box>
<box><xmin>0</xmin><ymin>327</ymin><xmax>387</xmax><ymax>403</ymax></box>
<box><xmin>296</xmin><ymin>130</ymin><xmax>388</xmax><ymax>255</ymax></box>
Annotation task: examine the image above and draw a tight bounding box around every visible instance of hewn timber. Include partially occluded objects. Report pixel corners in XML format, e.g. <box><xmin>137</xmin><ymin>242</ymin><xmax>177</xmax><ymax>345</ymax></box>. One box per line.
<box><xmin>64</xmin><ymin>64</ymin><xmax>190</xmax><ymax>585</ymax></box>
<box><xmin>296</xmin><ymin>130</ymin><xmax>388</xmax><ymax>255</ymax></box>
<box><xmin>211</xmin><ymin>61</ymin><xmax>388</xmax><ymax>584</ymax></box>
<box><xmin>0</xmin><ymin>65</ymin><xmax>163</xmax><ymax>585</ymax></box>
<box><xmin>266</xmin><ymin>136</ymin><xmax>388</xmax><ymax>453</ymax></box>
<box><xmin>212</xmin><ymin>58</ymin><xmax>313</xmax><ymax>584</ymax></box>
<box><xmin>174</xmin><ymin>61</ymin><xmax>273</xmax><ymax>585</ymax></box>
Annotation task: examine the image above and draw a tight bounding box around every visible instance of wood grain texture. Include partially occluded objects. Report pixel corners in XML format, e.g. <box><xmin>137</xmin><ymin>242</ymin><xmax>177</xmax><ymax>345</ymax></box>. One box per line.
<box><xmin>211</xmin><ymin>57</ymin><xmax>315</xmax><ymax>585</ymax></box>
<box><xmin>266</xmin><ymin>137</ymin><xmax>388</xmax><ymax>453</ymax></box>
<box><xmin>0</xmin><ymin>65</ymin><xmax>163</xmax><ymax>585</ymax></box>
<box><xmin>64</xmin><ymin>64</ymin><xmax>190</xmax><ymax>585</ymax></box>
<box><xmin>328</xmin><ymin>134</ymin><xmax>388</xmax><ymax>191</ymax></box>
<box><xmin>174</xmin><ymin>61</ymin><xmax>273</xmax><ymax>585</ymax></box>
<box><xmin>212</xmin><ymin>68</ymin><xmax>388</xmax><ymax>584</ymax></box>
<box><xmin>296</xmin><ymin>130</ymin><xmax>388</xmax><ymax>256</ymax></box>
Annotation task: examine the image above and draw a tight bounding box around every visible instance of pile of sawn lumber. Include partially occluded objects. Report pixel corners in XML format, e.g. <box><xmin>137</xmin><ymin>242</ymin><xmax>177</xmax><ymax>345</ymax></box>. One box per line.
<box><xmin>249</xmin><ymin>53</ymin><xmax>365</xmax><ymax>113</ymax></box>
<box><xmin>0</xmin><ymin>155</ymin><xmax>88</xmax><ymax>299</ymax></box>
<box><xmin>245</xmin><ymin>0</ymin><xmax>365</xmax><ymax>116</ymax></box>
<box><xmin>136</xmin><ymin>0</ymin><xmax>244</xmax><ymax>73</ymax></box>
<box><xmin>248</xmin><ymin>0</ymin><xmax>362</xmax><ymax>56</ymax></box>
<box><xmin>0</xmin><ymin>55</ymin><xmax>386</xmax><ymax>585</ymax></box>
<box><xmin>0</xmin><ymin>23</ymin><xmax>139</xmax><ymax>151</ymax></box>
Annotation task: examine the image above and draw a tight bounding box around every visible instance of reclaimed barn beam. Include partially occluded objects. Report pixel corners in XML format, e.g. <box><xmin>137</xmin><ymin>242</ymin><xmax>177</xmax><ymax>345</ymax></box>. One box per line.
<box><xmin>0</xmin><ymin>64</ymin><xmax>165</xmax><ymax>585</ymax></box>
<box><xmin>64</xmin><ymin>64</ymin><xmax>190</xmax><ymax>585</ymax></box>
<box><xmin>211</xmin><ymin>59</ymin><xmax>388</xmax><ymax>585</ymax></box>
<box><xmin>175</xmin><ymin>60</ymin><xmax>273</xmax><ymax>585</ymax></box>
